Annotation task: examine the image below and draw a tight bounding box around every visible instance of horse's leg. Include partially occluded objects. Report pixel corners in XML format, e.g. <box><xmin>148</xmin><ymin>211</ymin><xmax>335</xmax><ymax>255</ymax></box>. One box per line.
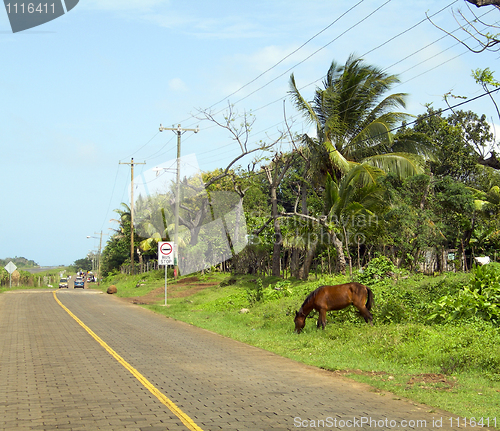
<box><xmin>361</xmin><ymin>307</ymin><xmax>373</xmax><ymax>325</ymax></box>
<box><xmin>317</xmin><ymin>309</ymin><xmax>327</xmax><ymax>330</ymax></box>
<box><xmin>355</xmin><ymin>303</ymin><xmax>373</xmax><ymax>326</ymax></box>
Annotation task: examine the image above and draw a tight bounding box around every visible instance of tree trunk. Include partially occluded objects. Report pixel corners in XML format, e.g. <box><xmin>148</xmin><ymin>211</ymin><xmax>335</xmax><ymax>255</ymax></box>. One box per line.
<box><xmin>343</xmin><ymin>225</ymin><xmax>352</xmax><ymax>277</ymax></box>
<box><xmin>264</xmin><ymin>153</ymin><xmax>295</xmax><ymax>278</ymax></box>
<box><xmin>298</xmin><ymin>241</ymin><xmax>317</xmax><ymax>280</ymax></box>
<box><xmin>331</xmin><ymin>231</ymin><xmax>347</xmax><ymax>275</ymax></box>
<box><xmin>270</xmin><ymin>184</ymin><xmax>282</xmax><ymax>277</ymax></box>
<box><xmin>290</xmin><ymin>247</ymin><xmax>300</xmax><ymax>278</ymax></box>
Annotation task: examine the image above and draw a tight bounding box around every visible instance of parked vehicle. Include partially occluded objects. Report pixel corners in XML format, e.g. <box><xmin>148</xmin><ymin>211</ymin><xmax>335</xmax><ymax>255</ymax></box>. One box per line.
<box><xmin>58</xmin><ymin>278</ymin><xmax>68</xmax><ymax>289</ymax></box>
<box><xmin>74</xmin><ymin>277</ymin><xmax>85</xmax><ymax>289</ymax></box>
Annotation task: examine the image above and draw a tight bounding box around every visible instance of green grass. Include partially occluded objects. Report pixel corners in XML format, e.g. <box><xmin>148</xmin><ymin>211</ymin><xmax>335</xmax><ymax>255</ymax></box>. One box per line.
<box><xmin>96</xmin><ymin>270</ymin><xmax>500</xmax><ymax>423</ymax></box>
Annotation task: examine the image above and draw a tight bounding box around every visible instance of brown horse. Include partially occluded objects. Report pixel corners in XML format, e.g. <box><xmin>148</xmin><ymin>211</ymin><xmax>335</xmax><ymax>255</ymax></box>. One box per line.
<box><xmin>294</xmin><ymin>282</ymin><xmax>373</xmax><ymax>333</ymax></box>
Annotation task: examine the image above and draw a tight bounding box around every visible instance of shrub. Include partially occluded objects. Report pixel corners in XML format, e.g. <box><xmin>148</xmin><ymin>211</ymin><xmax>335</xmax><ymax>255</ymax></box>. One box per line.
<box><xmin>427</xmin><ymin>263</ymin><xmax>500</xmax><ymax>325</ymax></box>
<box><xmin>246</xmin><ymin>279</ymin><xmax>293</xmax><ymax>305</ymax></box>
<box><xmin>356</xmin><ymin>255</ymin><xmax>397</xmax><ymax>286</ymax></box>
<box><xmin>246</xmin><ymin>278</ymin><xmax>264</xmax><ymax>305</ymax></box>
<box><xmin>262</xmin><ymin>280</ymin><xmax>292</xmax><ymax>302</ymax></box>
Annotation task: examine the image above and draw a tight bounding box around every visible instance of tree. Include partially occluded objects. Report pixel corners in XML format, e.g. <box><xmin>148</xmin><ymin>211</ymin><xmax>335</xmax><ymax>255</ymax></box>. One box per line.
<box><xmin>472</xmin><ymin>68</ymin><xmax>500</xmax><ymax>120</ymax></box>
<box><xmin>381</xmin><ymin>174</ymin><xmax>443</xmax><ymax>269</ymax></box>
<box><xmin>405</xmin><ymin>106</ymin><xmax>479</xmax><ymax>182</ymax></box>
<box><xmin>428</xmin><ymin>1</ymin><xmax>500</xmax><ymax>53</ymax></box>
<box><xmin>135</xmin><ymin>194</ymin><xmax>172</xmax><ymax>252</ymax></box>
<box><xmin>173</xmin><ymin>105</ymin><xmax>282</xmax><ymax>247</ymax></box>
<box><xmin>432</xmin><ymin>177</ymin><xmax>476</xmax><ymax>270</ymax></box>
<box><xmin>288</xmin><ymin>54</ymin><xmax>432</xmax><ymax>274</ymax></box>
<box><xmin>73</xmin><ymin>257</ymin><xmax>92</xmax><ymax>272</ymax></box>
<box><xmin>101</xmin><ymin>203</ymin><xmax>139</xmax><ymax>276</ymax></box>
<box><xmin>263</xmin><ymin>152</ymin><xmax>296</xmax><ymax>277</ymax></box>
<box><xmin>283</xmin><ymin>164</ymin><xmax>387</xmax><ymax>275</ymax></box>
<box><xmin>289</xmin><ymin>54</ymin><xmax>431</xmax><ymax>183</ymax></box>
<box><xmin>324</xmin><ymin>164</ymin><xmax>388</xmax><ymax>275</ymax></box>
<box><xmin>402</xmin><ymin>106</ymin><xmax>500</xmax><ymax>189</ymax></box>
<box><xmin>447</xmin><ymin>108</ymin><xmax>495</xmax><ymax>161</ymax></box>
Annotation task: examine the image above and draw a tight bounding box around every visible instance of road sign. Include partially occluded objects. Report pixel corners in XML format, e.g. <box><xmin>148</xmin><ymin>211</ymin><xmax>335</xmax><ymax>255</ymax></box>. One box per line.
<box><xmin>158</xmin><ymin>242</ymin><xmax>175</xmax><ymax>265</ymax></box>
<box><xmin>4</xmin><ymin>261</ymin><xmax>17</xmax><ymax>289</ymax></box>
<box><xmin>4</xmin><ymin>261</ymin><xmax>17</xmax><ymax>274</ymax></box>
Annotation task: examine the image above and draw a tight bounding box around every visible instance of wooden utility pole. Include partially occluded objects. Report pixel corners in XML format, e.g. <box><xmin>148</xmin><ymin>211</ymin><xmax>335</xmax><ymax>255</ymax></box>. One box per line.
<box><xmin>159</xmin><ymin>124</ymin><xmax>199</xmax><ymax>278</ymax></box>
<box><xmin>119</xmin><ymin>158</ymin><xmax>145</xmax><ymax>275</ymax></box>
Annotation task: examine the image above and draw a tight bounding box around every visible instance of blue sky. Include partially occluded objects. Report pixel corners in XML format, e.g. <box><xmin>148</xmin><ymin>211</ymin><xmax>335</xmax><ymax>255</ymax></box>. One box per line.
<box><xmin>1</xmin><ymin>0</ymin><xmax>499</xmax><ymax>266</ymax></box>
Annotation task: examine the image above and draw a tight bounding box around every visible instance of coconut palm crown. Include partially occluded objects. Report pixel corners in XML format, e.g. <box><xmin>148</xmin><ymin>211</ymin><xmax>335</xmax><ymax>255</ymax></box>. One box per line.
<box><xmin>289</xmin><ymin>54</ymin><xmax>433</xmax><ymax>182</ymax></box>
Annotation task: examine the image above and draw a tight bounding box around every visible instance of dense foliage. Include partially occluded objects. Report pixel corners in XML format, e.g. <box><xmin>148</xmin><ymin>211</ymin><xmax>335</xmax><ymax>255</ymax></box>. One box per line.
<box><xmin>100</xmin><ymin>55</ymin><xmax>500</xmax><ymax>291</ymax></box>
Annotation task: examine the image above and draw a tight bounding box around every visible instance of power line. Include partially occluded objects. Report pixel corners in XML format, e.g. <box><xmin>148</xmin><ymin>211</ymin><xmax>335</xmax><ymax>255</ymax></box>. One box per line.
<box><xmin>179</xmin><ymin>0</ymin><xmax>460</xmax><ymax>145</ymax></box>
<box><xmin>178</xmin><ymin>0</ymin><xmax>395</xmax><ymax>130</ymax></box>
<box><xmin>200</xmin><ymin>0</ymin><xmax>367</xmax><ymax>114</ymax></box>
<box><xmin>120</xmin><ymin>131</ymin><xmax>160</xmax><ymax>162</ymax></box>
<box><xmin>361</xmin><ymin>0</ymin><xmax>459</xmax><ymax>58</ymax></box>
<box><xmin>226</xmin><ymin>0</ymin><xmax>393</xmax><ymax>111</ymax></box>
<box><xmin>205</xmin><ymin>13</ymin><xmax>495</xmax><ymax>161</ymax></box>
<box><xmin>107</xmin><ymin>0</ymin><xmax>476</xmax><ymax>195</ymax></box>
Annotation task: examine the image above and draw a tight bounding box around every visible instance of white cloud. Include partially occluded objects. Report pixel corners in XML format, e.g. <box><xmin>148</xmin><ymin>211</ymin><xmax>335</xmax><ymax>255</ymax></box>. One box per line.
<box><xmin>142</xmin><ymin>13</ymin><xmax>267</xmax><ymax>40</ymax></box>
<box><xmin>168</xmin><ymin>78</ymin><xmax>188</xmax><ymax>92</ymax></box>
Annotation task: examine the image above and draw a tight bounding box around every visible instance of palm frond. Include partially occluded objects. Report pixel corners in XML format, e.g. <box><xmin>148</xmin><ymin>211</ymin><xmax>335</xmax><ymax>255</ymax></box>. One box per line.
<box><xmin>324</xmin><ymin>140</ymin><xmax>352</xmax><ymax>175</ymax></box>
<box><xmin>324</xmin><ymin>173</ymin><xmax>339</xmax><ymax>214</ymax></box>
<box><xmin>362</xmin><ymin>153</ymin><xmax>425</xmax><ymax>180</ymax></box>
<box><xmin>288</xmin><ymin>74</ymin><xmax>319</xmax><ymax>126</ymax></box>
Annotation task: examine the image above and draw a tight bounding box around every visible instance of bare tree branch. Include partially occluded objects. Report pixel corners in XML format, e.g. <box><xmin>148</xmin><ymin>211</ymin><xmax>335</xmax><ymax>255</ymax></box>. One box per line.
<box><xmin>427</xmin><ymin>2</ymin><xmax>500</xmax><ymax>53</ymax></box>
<box><xmin>196</xmin><ymin>104</ymin><xmax>283</xmax><ymax>189</ymax></box>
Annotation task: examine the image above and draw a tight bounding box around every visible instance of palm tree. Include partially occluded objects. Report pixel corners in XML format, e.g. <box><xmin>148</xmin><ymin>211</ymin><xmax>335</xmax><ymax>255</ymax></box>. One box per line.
<box><xmin>289</xmin><ymin>54</ymin><xmax>432</xmax><ymax>182</ymax></box>
<box><xmin>135</xmin><ymin>195</ymin><xmax>173</xmax><ymax>252</ymax></box>
<box><xmin>324</xmin><ymin>164</ymin><xmax>388</xmax><ymax>275</ymax></box>
<box><xmin>283</xmin><ymin>163</ymin><xmax>388</xmax><ymax>276</ymax></box>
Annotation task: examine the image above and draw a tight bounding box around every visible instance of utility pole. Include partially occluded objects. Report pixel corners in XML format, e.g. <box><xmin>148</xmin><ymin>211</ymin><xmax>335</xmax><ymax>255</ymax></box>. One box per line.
<box><xmin>159</xmin><ymin>124</ymin><xmax>199</xmax><ymax>278</ymax></box>
<box><xmin>87</xmin><ymin>231</ymin><xmax>107</xmax><ymax>284</ymax></box>
<box><xmin>94</xmin><ymin>231</ymin><xmax>106</xmax><ymax>285</ymax></box>
<box><xmin>119</xmin><ymin>158</ymin><xmax>146</xmax><ymax>275</ymax></box>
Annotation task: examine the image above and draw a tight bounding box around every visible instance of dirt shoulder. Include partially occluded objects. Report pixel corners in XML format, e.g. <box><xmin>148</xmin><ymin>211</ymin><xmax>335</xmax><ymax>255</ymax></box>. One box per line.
<box><xmin>122</xmin><ymin>276</ymin><xmax>219</xmax><ymax>305</ymax></box>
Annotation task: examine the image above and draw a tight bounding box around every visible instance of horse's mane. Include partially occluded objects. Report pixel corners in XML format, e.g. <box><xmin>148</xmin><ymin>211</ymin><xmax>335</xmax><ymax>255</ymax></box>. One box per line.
<box><xmin>300</xmin><ymin>286</ymin><xmax>324</xmax><ymax>310</ymax></box>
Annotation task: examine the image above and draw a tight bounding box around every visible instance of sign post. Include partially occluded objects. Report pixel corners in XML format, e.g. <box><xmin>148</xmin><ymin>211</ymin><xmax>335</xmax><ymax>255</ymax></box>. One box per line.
<box><xmin>4</xmin><ymin>261</ymin><xmax>17</xmax><ymax>289</ymax></box>
<box><xmin>158</xmin><ymin>242</ymin><xmax>175</xmax><ymax>306</ymax></box>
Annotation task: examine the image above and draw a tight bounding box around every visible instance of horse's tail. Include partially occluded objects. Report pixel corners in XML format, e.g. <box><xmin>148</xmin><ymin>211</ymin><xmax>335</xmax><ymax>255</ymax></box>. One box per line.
<box><xmin>365</xmin><ymin>286</ymin><xmax>374</xmax><ymax>311</ymax></box>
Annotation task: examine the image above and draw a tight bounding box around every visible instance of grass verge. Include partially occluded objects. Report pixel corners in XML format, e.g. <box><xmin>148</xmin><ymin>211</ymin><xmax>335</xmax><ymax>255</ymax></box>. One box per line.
<box><xmin>99</xmin><ymin>271</ymin><xmax>500</xmax><ymax>424</ymax></box>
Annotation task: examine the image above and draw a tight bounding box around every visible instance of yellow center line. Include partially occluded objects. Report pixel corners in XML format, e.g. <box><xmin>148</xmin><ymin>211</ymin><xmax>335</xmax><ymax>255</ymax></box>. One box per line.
<box><xmin>53</xmin><ymin>291</ymin><xmax>203</xmax><ymax>431</ymax></box>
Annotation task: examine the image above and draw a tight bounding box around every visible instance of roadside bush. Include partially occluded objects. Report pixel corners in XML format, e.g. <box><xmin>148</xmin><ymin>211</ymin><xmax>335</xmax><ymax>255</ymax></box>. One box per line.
<box><xmin>219</xmin><ymin>277</ymin><xmax>238</xmax><ymax>287</ymax></box>
<box><xmin>246</xmin><ymin>278</ymin><xmax>264</xmax><ymax>305</ymax></box>
<box><xmin>427</xmin><ymin>263</ymin><xmax>500</xmax><ymax>325</ymax></box>
<box><xmin>262</xmin><ymin>280</ymin><xmax>292</xmax><ymax>302</ymax></box>
<box><xmin>246</xmin><ymin>279</ymin><xmax>293</xmax><ymax>305</ymax></box>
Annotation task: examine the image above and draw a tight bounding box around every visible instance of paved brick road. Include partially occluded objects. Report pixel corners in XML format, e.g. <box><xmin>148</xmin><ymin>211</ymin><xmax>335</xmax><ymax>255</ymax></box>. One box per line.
<box><xmin>0</xmin><ymin>289</ymin><xmax>496</xmax><ymax>430</ymax></box>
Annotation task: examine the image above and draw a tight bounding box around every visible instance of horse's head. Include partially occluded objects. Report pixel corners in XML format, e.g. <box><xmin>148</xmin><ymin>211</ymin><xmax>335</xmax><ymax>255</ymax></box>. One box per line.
<box><xmin>294</xmin><ymin>310</ymin><xmax>306</xmax><ymax>334</ymax></box>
